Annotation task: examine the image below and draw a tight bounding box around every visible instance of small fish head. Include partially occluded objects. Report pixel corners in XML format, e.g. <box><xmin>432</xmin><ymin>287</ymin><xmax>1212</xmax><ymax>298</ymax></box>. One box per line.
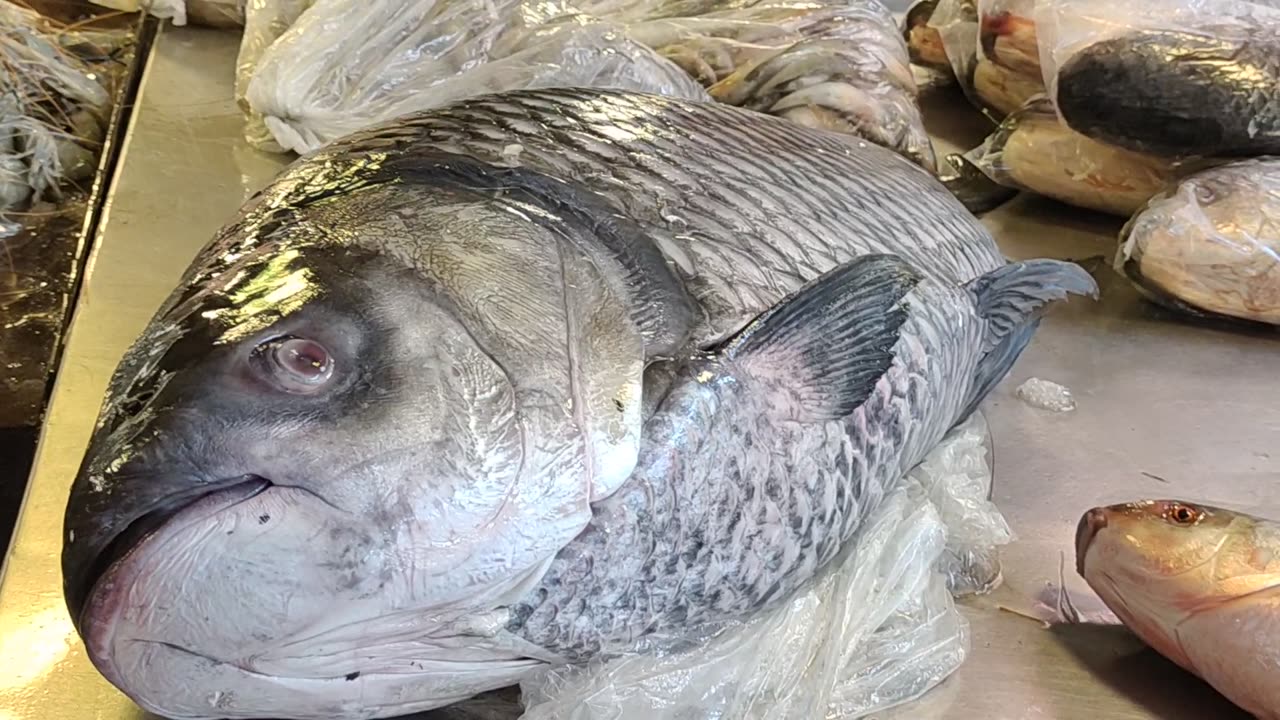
<box><xmin>1076</xmin><ymin>499</ymin><xmax>1265</xmax><ymax>671</ymax></box>
<box><xmin>57</xmin><ymin>176</ymin><xmax>627</xmax><ymax>717</ymax></box>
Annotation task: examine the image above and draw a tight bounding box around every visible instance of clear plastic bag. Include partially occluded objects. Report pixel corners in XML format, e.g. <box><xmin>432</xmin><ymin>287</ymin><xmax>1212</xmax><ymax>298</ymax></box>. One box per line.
<box><xmin>1116</xmin><ymin>157</ymin><xmax>1280</xmax><ymax>326</ymax></box>
<box><xmin>241</xmin><ymin>0</ymin><xmax>708</xmax><ymax>154</ymax></box>
<box><xmin>903</xmin><ymin>0</ymin><xmax>954</xmax><ymax>76</ymax></box>
<box><xmin>235</xmin><ymin>0</ymin><xmax>935</xmax><ymax>171</ymax></box>
<box><xmin>965</xmin><ymin>95</ymin><xmax>1185</xmax><ymax>216</ymax></box>
<box><xmin>1033</xmin><ymin>0</ymin><xmax>1280</xmax><ymax>157</ymax></box>
<box><xmin>923</xmin><ymin>0</ymin><xmax>979</xmax><ymax>96</ymax></box>
<box><xmin>508</xmin><ymin>412</ymin><xmax>1009</xmax><ymax>720</ymax></box>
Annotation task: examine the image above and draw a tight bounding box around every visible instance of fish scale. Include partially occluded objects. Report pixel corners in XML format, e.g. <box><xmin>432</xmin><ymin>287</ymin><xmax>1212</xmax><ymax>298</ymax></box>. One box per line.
<box><xmin>320</xmin><ymin>89</ymin><xmax>1004</xmax><ymax>343</ymax></box>
<box><xmin>508</xmin><ymin>315</ymin><xmax>954</xmax><ymax>660</ymax></box>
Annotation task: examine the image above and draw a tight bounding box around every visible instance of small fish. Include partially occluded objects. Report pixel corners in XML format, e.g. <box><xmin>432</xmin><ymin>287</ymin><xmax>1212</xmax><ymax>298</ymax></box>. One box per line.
<box><xmin>1076</xmin><ymin>500</ymin><xmax>1280</xmax><ymax>720</ymax></box>
<box><xmin>60</xmin><ymin>88</ymin><xmax>1095</xmax><ymax>720</ymax></box>
<box><xmin>1056</xmin><ymin>20</ymin><xmax>1280</xmax><ymax>157</ymax></box>
<box><xmin>1117</xmin><ymin>157</ymin><xmax>1280</xmax><ymax>325</ymax></box>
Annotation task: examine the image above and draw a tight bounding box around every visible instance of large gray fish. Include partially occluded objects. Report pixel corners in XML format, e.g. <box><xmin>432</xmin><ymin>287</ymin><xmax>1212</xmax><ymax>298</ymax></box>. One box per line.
<box><xmin>60</xmin><ymin>88</ymin><xmax>1095</xmax><ymax>720</ymax></box>
<box><xmin>1056</xmin><ymin>19</ymin><xmax>1280</xmax><ymax>158</ymax></box>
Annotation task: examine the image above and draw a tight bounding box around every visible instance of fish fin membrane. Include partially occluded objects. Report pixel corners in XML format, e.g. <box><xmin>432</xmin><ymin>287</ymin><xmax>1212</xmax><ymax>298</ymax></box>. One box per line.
<box><xmin>720</xmin><ymin>254</ymin><xmax>920</xmax><ymax>422</ymax></box>
<box><xmin>959</xmin><ymin>259</ymin><xmax>1099</xmax><ymax>420</ymax></box>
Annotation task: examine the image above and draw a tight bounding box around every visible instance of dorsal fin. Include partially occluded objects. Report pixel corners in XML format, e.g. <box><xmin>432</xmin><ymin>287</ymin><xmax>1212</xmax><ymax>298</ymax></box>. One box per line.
<box><xmin>718</xmin><ymin>254</ymin><xmax>921</xmax><ymax>422</ymax></box>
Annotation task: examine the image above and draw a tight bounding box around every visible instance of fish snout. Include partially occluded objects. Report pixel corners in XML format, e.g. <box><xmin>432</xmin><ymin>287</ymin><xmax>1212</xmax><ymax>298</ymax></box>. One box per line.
<box><xmin>1075</xmin><ymin>507</ymin><xmax>1109</xmax><ymax>576</ymax></box>
<box><xmin>61</xmin><ymin>435</ymin><xmax>271</xmax><ymax>635</ymax></box>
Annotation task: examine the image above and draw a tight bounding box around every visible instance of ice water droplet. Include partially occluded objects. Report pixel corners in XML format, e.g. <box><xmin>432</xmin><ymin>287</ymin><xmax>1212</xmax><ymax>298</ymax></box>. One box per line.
<box><xmin>1015</xmin><ymin>378</ymin><xmax>1076</xmax><ymax>412</ymax></box>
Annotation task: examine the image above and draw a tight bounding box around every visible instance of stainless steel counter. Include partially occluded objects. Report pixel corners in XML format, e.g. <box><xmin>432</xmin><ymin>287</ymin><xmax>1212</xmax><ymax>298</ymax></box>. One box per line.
<box><xmin>1</xmin><ymin>23</ymin><xmax>1276</xmax><ymax>720</ymax></box>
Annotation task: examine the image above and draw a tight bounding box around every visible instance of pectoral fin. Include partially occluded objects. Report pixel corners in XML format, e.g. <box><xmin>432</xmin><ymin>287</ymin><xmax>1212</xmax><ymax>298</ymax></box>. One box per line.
<box><xmin>715</xmin><ymin>254</ymin><xmax>921</xmax><ymax>423</ymax></box>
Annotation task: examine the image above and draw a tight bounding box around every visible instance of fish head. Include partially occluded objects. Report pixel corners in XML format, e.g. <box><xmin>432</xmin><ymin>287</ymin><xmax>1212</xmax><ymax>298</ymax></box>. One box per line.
<box><xmin>1075</xmin><ymin>499</ymin><xmax>1280</xmax><ymax>671</ymax></box>
<box><xmin>59</xmin><ymin>157</ymin><xmax>654</xmax><ymax>718</ymax></box>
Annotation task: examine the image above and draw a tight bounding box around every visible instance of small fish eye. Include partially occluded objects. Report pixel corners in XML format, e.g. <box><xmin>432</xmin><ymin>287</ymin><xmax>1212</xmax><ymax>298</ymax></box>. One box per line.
<box><xmin>1164</xmin><ymin>502</ymin><xmax>1201</xmax><ymax>526</ymax></box>
<box><xmin>252</xmin><ymin>336</ymin><xmax>335</xmax><ymax>394</ymax></box>
<box><xmin>1193</xmin><ymin>184</ymin><xmax>1216</xmax><ymax>204</ymax></box>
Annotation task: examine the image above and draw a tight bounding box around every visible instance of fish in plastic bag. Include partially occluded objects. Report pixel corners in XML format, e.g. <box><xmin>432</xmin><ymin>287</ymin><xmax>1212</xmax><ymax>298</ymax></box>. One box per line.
<box><xmin>965</xmin><ymin>95</ymin><xmax>1188</xmax><ymax>217</ymax></box>
<box><xmin>903</xmin><ymin>0</ymin><xmax>953</xmax><ymax>75</ymax></box>
<box><xmin>910</xmin><ymin>0</ymin><xmax>978</xmax><ymax>92</ymax></box>
<box><xmin>969</xmin><ymin>0</ymin><xmax>1045</xmax><ymax>116</ymax></box>
<box><xmin>1036</xmin><ymin>0</ymin><xmax>1280</xmax><ymax>157</ymax></box>
<box><xmin>241</xmin><ymin>0</ymin><xmax>710</xmax><ymax>154</ymax></box>
<box><xmin>1117</xmin><ymin>157</ymin><xmax>1280</xmax><ymax>326</ymax></box>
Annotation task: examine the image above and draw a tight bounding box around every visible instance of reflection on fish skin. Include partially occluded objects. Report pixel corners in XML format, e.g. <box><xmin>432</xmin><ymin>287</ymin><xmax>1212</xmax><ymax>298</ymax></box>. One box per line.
<box><xmin>1057</xmin><ymin>27</ymin><xmax>1280</xmax><ymax>158</ymax></box>
<box><xmin>1077</xmin><ymin>500</ymin><xmax>1280</xmax><ymax>720</ymax></box>
<box><xmin>1117</xmin><ymin>157</ymin><xmax>1280</xmax><ymax>326</ymax></box>
<box><xmin>60</xmin><ymin>88</ymin><xmax>1096</xmax><ymax>720</ymax></box>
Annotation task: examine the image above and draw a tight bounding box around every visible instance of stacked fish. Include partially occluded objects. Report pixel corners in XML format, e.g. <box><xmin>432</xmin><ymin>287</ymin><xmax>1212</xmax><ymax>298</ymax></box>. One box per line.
<box><xmin>905</xmin><ymin>0</ymin><xmax>1280</xmax><ymax>327</ymax></box>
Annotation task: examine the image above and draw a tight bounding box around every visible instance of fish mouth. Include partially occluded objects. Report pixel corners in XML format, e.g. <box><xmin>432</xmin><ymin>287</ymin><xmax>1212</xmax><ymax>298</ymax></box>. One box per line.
<box><xmin>69</xmin><ymin>476</ymin><xmax>273</xmax><ymax>632</ymax></box>
<box><xmin>1075</xmin><ymin>507</ymin><xmax>1108</xmax><ymax>576</ymax></box>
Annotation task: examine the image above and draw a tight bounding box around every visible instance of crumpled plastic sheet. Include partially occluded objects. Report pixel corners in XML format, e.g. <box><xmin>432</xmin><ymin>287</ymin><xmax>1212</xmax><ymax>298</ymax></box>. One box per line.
<box><xmin>500</xmin><ymin>411</ymin><xmax>1011</xmax><ymax>720</ymax></box>
<box><xmin>1116</xmin><ymin>157</ymin><xmax>1280</xmax><ymax>327</ymax></box>
<box><xmin>230</xmin><ymin>0</ymin><xmax>935</xmax><ymax>171</ymax></box>
<box><xmin>963</xmin><ymin>95</ymin><xmax>1184</xmax><ymax>217</ymax></box>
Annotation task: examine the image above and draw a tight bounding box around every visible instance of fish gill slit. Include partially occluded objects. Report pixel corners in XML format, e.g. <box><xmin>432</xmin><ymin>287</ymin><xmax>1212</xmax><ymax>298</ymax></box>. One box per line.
<box><xmin>557</xmin><ymin>242</ymin><xmax>594</xmax><ymax>497</ymax></box>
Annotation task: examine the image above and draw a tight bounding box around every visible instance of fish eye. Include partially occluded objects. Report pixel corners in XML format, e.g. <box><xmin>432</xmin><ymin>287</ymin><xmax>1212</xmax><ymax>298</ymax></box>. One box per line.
<box><xmin>1163</xmin><ymin>502</ymin><xmax>1202</xmax><ymax>526</ymax></box>
<box><xmin>1193</xmin><ymin>184</ymin><xmax>1217</xmax><ymax>204</ymax></box>
<box><xmin>251</xmin><ymin>336</ymin><xmax>335</xmax><ymax>394</ymax></box>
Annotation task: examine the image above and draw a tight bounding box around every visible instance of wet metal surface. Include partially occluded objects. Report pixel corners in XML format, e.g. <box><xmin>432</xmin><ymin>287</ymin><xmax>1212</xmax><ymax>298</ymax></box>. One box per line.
<box><xmin>0</xmin><ymin>25</ymin><xmax>1278</xmax><ymax>720</ymax></box>
<box><xmin>0</xmin><ymin>9</ymin><xmax>142</xmax><ymax>555</ymax></box>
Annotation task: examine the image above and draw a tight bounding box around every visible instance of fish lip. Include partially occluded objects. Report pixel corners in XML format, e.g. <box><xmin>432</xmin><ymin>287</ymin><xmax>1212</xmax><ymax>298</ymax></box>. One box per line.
<box><xmin>1075</xmin><ymin>508</ymin><xmax>1108</xmax><ymax>577</ymax></box>
<box><xmin>70</xmin><ymin>476</ymin><xmax>273</xmax><ymax>634</ymax></box>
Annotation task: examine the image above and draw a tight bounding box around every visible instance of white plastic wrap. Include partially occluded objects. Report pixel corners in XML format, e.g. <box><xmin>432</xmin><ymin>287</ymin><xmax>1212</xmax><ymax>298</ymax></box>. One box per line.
<box><xmin>510</xmin><ymin>412</ymin><xmax>1010</xmax><ymax>720</ymax></box>
<box><xmin>922</xmin><ymin>0</ymin><xmax>979</xmax><ymax>96</ymax></box>
<box><xmin>234</xmin><ymin>0</ymin><xmax>935</xmax><ymax>170</ymax></box>
<box><xmin>1117</xmin><ymin>157</ymin><xmax>1280</xmax><ymax>326</ymax></box>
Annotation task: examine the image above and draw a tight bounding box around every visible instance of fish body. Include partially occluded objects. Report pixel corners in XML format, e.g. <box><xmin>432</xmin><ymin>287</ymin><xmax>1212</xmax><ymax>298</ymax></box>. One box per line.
<box><xmin>60</xmin><ymin>88</ymin><xmax>1094</xmax><ymax>719</ymax></box>
<box><xmin>1077</xmin><ymin>500</ymin><xmax>1280</xmax><ymax>720</ymax></box>
<box><xmin>1118</xmin><ymin>157</ymin><xmax>1280</xmax><ymax>325</ymax></box>
<box><xmin>1056</xmin><ymin>26</ymin><xmax>1280</xmax><ymax>158</ymax></box>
